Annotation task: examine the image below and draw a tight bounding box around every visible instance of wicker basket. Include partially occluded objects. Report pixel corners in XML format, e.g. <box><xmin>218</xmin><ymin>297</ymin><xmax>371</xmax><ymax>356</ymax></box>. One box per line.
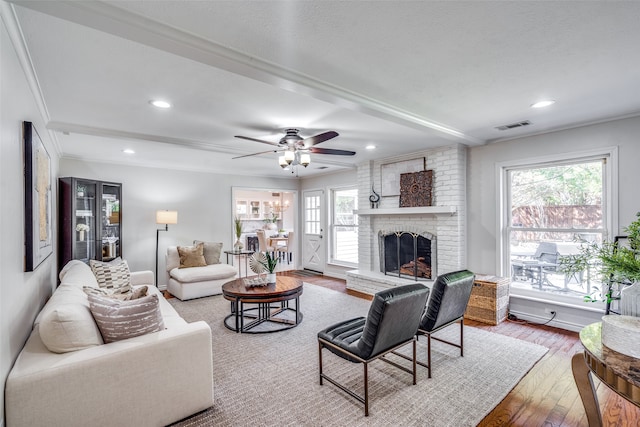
<box><xmin>464</xmin><ymin>274</ymin><xmax>510</xmax><ymax>325</ymax></box>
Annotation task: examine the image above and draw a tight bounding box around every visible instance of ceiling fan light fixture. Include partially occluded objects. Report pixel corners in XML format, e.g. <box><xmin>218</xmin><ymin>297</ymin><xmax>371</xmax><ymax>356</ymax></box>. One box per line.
<box><xmin>284</xmin><ymin>150</ymin><xmax>295</xmax><ymax>165</ymax></box>
<box><xmin>279</xmin><ymin>155</ymin><xmax>288</xmax><ymax>168</ymax></box>
<box><xmin>300</xmin><ymin>153</ymin><xmax>311</xmax><ymax>167</ymax></box>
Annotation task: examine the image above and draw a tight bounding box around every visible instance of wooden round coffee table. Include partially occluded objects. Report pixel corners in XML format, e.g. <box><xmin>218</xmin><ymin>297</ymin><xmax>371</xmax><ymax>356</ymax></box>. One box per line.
<box><xmin>222</xmin><ymin>276</ymin><xmax>303</xmax><ymax>333</ymax></box>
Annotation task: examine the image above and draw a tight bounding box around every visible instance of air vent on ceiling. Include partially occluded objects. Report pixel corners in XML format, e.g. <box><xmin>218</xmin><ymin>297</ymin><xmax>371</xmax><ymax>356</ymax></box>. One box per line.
<box><xmin>316</xmin><ymin>166</ymin><xmax>329</xmax><ymax>170</ymax></box>
<box><xmin>495</xmin><ymin>120</ymin><xmax>532</xmax><ymax>131</ymax></box>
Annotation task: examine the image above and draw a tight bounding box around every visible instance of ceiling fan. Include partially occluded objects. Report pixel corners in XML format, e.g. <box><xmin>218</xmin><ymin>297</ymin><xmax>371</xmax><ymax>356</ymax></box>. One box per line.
<box><xmin>232</xmin><ymin>128</ymin><xmax>355</xmax><ymax>168</ymax></box>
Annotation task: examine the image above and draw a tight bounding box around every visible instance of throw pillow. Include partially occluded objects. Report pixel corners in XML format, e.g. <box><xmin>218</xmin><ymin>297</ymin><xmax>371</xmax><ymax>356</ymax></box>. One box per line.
<box><xmin>83</xmin><ymin>285</ymin><xmax>148</xmax><ymax>301</ymax></box>
<box><xmin>88</xmin><ymin>294</ymin><xmax>165</xmax><ymax>343</ymax></box>
<box><xmin>89</xmin><ymin>258</ymin><xmax>131</xmax><ymax>293</ymax></box>
<box><xmin>39</xmin><ymin>304</ymin><xmax>104</xmax><ymax>353</ymax></box>
<box><xmin>177</xmin><ymin>242</ymin><xmax>206</xmax><ymax>268</ymax></box>
<box><xmin>193</xmin><ymin>240</ymin><xmax>223</xmax><ymax>265</ymax></box>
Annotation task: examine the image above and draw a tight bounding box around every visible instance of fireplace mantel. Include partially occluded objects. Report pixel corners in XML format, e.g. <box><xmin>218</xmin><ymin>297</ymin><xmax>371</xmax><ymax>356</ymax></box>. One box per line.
<box><xmin>354</xmin><ymin>206</ymin><xmax>456</xmax><ymax>216</ymax></box>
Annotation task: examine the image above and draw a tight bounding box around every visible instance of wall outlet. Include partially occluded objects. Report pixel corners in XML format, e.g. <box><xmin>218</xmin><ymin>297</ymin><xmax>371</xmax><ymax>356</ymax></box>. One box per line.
<box><xmin>544</xmin><ymin>308</ymin><xmax>556</xmax><ymax>315</ymax></box>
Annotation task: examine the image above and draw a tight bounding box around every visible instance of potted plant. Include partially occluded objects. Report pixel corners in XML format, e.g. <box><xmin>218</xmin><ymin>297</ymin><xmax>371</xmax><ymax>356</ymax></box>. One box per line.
<box><xmin>233</xmin><ymin>216</ymin><xmax>244</xmax><ymax>251</ymax></box>
<box><xmin>559</xmin><ymin>212</ymin><xmax>640</xmax><ymax>307</ymax></box>
<box><xmin>258</xmin><ymin>251</ymin><xmax>278</xmax><ymax>283</ymax></box>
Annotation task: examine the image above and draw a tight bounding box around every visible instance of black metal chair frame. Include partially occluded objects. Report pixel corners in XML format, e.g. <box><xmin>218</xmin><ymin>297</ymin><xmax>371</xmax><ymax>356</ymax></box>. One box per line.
<box><xmin>392</xmin><ymin>316</ymin><xmax>464</xmax><ymax>379</ymax></box>
<box><xmin>318</xmin><ymin>336</ymin><xmax>417</xmax><ymax>416</ymax></box>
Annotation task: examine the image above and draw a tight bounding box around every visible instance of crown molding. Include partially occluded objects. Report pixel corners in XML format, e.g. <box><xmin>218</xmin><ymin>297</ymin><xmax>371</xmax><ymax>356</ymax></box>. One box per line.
<box><xmin>1</xmin><ymin>1</ymin><xmax>62</xmax><ymax>156</ymax></box>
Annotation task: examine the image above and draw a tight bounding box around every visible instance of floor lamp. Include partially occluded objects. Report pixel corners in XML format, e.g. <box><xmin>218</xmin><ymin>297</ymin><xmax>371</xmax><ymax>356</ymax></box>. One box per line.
<box><xmin>156</xmin><ymin>210</ymin><xmax>178</xmax><ymax>287</ymax></box>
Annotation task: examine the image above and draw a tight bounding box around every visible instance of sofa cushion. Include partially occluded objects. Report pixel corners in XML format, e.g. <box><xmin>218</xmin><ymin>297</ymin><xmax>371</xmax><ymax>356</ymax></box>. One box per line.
<box><xmin>38</xmin><ymin>303</ymin><xmax>104</xmax><ymax>353</ymax></box>
<box><xmin>194</xmin><ymin>240</ymin><xmax>223</xmax><ymax>265</ymax></box>
<box><xmin>178</xmin><ymin>243</ymin><xmax>206</xmax><ymax>268</ymax></box>
<box><xmin>59</xmin><ymin>261</ymin><xmax>99</xmax><ymax>289</ymax></box>
<box><xmin>88</xmin><ymin>294</ymin><xmax>165</xmax><ymax>343</ymax></box>
<box><xmin>83</xmin><ymin>285</ymin><xmax>148</xmax><ymax>301</ymax></box>
<box><xmin>90</xmin><ymin>258</ymin><xmax>132</xmax><ymax>293</ymax></box>
<box><xmin>169</xmin><ymin>263</ymin><xmax>237</xmax><ymax>283</ymax></box>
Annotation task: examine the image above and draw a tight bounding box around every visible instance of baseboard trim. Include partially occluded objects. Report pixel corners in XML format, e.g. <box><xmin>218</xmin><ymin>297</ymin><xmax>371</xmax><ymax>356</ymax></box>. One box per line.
<box><xmin>507</xmin><ymin>309</ymin><xmax>587</xmax><ymax>332</ymax></box>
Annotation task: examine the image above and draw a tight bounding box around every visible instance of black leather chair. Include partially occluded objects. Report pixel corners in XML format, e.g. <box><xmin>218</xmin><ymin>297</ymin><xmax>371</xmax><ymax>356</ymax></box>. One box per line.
<box><xmin>317</xmin><ymin>283</ymin><xmax>430</xmax><ymax>416</ymax></box>
<box><xmin>416</xmin><ymin>269</ymin><xmax>475</xmax><ymax>378</ymax></box>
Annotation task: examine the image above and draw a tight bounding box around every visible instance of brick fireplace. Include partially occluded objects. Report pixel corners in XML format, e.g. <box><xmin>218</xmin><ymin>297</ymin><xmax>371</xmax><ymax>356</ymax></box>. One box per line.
<box><xmin>346</xmin><ymin>145</ymin><xmax>467</xmax><ymax>295</ymax></box>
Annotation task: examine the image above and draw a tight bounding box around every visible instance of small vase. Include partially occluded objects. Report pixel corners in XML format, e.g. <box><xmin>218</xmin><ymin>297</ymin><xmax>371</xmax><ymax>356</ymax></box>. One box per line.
<box><xmin>79</xmin><ymin>230</ymin><xmax>85</xmax><ymax>242</ymax></box>
<box><xmin>266</xmin><ymin>273</ymin><xmax>277</xmax><ymax>284</ymax></box>
<box><xmin>621</xmin><ymin>282</ymin><xmax>640</xmax><ymax>317</ymax></box>
<box><xmin>234</xmin><ymin>238</ymin><xmax>244</xmax><ymax>251</ymax></box>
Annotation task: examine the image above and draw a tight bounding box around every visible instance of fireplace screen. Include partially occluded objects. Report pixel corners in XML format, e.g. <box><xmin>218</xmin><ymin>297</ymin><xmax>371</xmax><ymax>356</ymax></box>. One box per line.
<box><xmin>379</xmin><ymin>231</ymin><xmax>434</xmax><ymax>280</ymax></box>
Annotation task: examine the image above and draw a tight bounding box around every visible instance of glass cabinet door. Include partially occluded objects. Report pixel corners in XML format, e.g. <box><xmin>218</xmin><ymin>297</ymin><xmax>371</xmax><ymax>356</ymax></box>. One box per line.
<box><xmin>101</xmin><ymin>184</ymin><xmax>121</xmax><ymax>261</ymax></box>
<box><xmin>74</xmin><ymin>180</ymin><xmax>97</xmax><ymax>262</ymax></box>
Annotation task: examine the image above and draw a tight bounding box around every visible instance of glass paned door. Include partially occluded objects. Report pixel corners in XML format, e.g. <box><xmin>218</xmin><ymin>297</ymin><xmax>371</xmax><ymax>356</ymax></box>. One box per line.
<box><xmin>74</xmin><ymin>180</ymin><xmax>97</xmax><ymax>262</ymax></box>
<box><xmin>303</xmin><ymin>190</ymin><xmax>325</xmax><ymax>272</ymax></box>
<box><xmin>101</xmin><ymin>184</ymin><xmax>121</xmax><ymax>261</ymax></box>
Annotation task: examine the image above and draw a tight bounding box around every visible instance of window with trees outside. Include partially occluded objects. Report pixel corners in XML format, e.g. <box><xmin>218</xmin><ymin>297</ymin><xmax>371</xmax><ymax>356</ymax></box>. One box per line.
<box><xmin>504</xmin><ymin>153</ymin><xmax>613</xmax><ymax>303</ymax></box>
<box><xmin>330</xmin><ymin>187</ymin><xmax>358</xmax><ymax>265</ymax></box>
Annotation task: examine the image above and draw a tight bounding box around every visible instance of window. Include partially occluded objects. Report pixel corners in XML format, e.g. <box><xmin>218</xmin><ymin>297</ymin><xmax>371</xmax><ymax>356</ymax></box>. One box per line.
<box><xmin>330</xmin><ymin>187</ymin><xmax>358</xmax><ymax>265</ymax></box>
<box><xmin>501</xmin><ymin>150</ymin><xmax>616</xmax><ymax>302</ymax></box>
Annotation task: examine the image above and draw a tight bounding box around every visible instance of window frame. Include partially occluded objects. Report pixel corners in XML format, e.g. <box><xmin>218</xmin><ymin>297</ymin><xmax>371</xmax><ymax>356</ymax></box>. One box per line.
<box><xmin>497</xmin><ymin>147</ymin><xmax>618</xmax><ymax>305</ymax></box>
<box><xmin>328</xmin><ymin>185</ymin><xmax>359</xmax><ymax>267</ymax></box>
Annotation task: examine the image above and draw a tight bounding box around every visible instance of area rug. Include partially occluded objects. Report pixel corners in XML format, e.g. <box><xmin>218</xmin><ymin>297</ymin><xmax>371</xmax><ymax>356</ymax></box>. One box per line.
<box><xmin>168</xmin><ymin>283</ymin><xmax>547</xmax><ymax>426</ymax></box>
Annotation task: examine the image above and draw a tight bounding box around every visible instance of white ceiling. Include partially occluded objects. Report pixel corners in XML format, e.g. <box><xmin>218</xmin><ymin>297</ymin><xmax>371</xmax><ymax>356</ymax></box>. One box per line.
<box><xmin>9</xmin><ymin>1</ymin><xmax>640</xmax><ymax>178</ymax></box>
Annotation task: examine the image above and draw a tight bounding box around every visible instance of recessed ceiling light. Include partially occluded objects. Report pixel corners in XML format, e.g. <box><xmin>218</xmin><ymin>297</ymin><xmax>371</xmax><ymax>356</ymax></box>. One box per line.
<box><xmin>366</xmin><ymin>144</ymin><xmax>376</xmax><ymax>150</ymax></box>
<box><xmin>531</xmin><ymin>100</ymin><xmax>556</xmax><ymax>108</ymax></box>
<box><xmin>149</xmin><ymin>99</ymin><xmax>171</xmax><ymax>109</ymax></box>
<box><xmin>122</xmin><ymin>149</ymin><xmax>135</xmax><ymax>154</ymax></box>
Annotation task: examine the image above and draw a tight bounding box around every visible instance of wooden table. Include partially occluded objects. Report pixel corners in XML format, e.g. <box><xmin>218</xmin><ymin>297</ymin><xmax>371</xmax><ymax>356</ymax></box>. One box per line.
<box><xmin>268</xmin><ymin>236</ymin><xmax>288</xmax><ymax>247</ymax></box>
<box><xmin>221</xmin><ymin>276</ymin><xmax>303</xmax><ymax>334</ymax></box>
<box><xmin>572</xmin><ymin>322</ymin><xmax>640</xmax><ymax>426</ymax></box>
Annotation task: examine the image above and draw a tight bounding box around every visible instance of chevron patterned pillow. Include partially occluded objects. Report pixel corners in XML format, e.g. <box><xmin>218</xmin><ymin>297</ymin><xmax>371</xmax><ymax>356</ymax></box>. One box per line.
<box><xmin>89</xmin><ymin>258</ymin><xmax>131</xmax><ymax>293</ymax></box>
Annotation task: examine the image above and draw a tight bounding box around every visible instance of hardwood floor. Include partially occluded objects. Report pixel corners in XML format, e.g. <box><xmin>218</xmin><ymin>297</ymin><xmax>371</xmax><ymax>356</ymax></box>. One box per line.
<box><xmin>281</xmin><ymin>270</ymin><xmax>640</xmax><ymax>427</ymax></box>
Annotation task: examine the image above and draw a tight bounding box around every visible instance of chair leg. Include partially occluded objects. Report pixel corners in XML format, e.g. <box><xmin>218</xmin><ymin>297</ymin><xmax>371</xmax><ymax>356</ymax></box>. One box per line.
<box><xmin>318</xmin><ymin>341</ymin><xmax>324</xmax><ymax>385</ymax></box>
<box><xmin>364</xmin><ymin>362</ymin><xmax>369</xmax><ymax>416</ymax></box>
<box><xmin>460</xmin><ymin>319</ymin><xmax>464</xmax><ymax>357</ymax></box>
<box><xmin>412</xmin><ymin>338</ymin><xmax>417</xmax><ymax>385</ymax></box>
<box><xmin>427</xmin><ymin>333</ymin><xmax>432</xmax><ymax>379</ymax></box>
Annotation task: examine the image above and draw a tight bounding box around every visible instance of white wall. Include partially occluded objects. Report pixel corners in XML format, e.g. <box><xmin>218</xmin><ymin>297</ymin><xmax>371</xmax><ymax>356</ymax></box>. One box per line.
<box><xmin>1</xmin><ymin>14</ymin><xmax>60</xmax><ymax>426</ymax></box>
<box><xmin>60</xmin><ymin>159</ymin><xmax>299</xmax><ymax>287</ymax></box>
<box><xmin>467</xmin><ymin>116</ymin><xmax>640</xmax><ymax>330</ymax></box>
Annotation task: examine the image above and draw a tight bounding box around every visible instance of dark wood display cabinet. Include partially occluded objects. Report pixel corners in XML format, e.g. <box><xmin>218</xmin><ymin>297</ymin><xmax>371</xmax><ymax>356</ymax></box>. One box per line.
<box><xmin>59</xmin><ymin>177</ymin><xmax>122</xmax><ymax>273</ymax></box>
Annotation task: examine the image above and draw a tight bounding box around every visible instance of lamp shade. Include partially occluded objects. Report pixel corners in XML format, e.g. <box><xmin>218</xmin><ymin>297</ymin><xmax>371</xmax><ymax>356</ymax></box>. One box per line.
<box><xmin>279</xmin><ymin>155</ymin><xmax>288</xmax><ymax>168</ymax></box>
<box><xmin>284</xmin><ymin>150</ymin><xmax>295</xmax><ymax>165</ymax></box>
<box><xmin>300</xmin><ymin>153</ymin><xmax>311</xmax><ymax>167</ymax></box>
<box><xmin>156</xmin><ymin>210</ymin><xmax>178</xmax><ymax>225</ymax></box>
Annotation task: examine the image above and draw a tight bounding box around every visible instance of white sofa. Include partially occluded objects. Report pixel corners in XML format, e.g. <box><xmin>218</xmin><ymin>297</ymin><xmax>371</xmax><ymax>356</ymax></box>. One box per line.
<box><xmin>5</xmin><ymin>260</ymin><xmax>214</xmax><ymax>427</ymax></box>
<box><xmin>166</xmin><ymin>245</ymin><xmax>237</xmax><ymax>300</ymax></box>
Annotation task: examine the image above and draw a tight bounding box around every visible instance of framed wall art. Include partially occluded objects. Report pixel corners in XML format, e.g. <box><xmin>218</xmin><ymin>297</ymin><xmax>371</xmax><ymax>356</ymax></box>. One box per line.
<box><xmin>399</xmin><ymin>169</ymin><xmax>434</xmax><ymax>207</ymax></box>
<box><xmin>380</xmin><ymin>157</ymin><xmax>426</xmax><ymax>196</ymax></box>
<box><xmin>24</xmin><ymin>121</ymin><xmax>53</xmax><ymax>271</ymax></box>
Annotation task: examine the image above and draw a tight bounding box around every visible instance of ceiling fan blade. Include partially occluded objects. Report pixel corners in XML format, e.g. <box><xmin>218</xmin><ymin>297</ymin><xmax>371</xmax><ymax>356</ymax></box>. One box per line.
<box><xmin>232</xmin><ymin>149</ymin><xmax>279</xmax><ymax>159</ymax></box>
<box><xmin>309</xmin><ymin>147</ymin><xmax>356</xmax><ymax>156</ymax></box>
<box><xmin>303</xmin><ymin>131</ymin><xmax>339</xmax><ymax>147</ymax></box>
<box><xmin>234</xmin><ymin>135</ymin><xmax>280</xmax><ymax>147</ymax></box>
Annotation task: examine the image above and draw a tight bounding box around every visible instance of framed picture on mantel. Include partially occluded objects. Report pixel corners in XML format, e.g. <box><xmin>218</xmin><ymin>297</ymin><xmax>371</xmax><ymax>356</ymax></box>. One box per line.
<box><xmin>23</xmin><ymin>121</ymin><xmax>53</xmax><ymax>271</ymax></box>
<box><xmin>380</xmin><ymin>157</ymin><xmax>426</xmax><ymax>197</ymax></box>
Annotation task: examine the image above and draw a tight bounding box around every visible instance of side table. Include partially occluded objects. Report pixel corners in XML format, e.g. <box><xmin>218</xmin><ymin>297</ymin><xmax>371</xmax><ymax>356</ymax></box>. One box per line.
<box><xmin>572</xmin><ymin>322</ymin><xmax>640</xmax><ymax>426</ymax></box>
<box><xmin>224</xmin><ymin>250</ymin><xmax>254</xmax><ymax>277</ymax></box>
